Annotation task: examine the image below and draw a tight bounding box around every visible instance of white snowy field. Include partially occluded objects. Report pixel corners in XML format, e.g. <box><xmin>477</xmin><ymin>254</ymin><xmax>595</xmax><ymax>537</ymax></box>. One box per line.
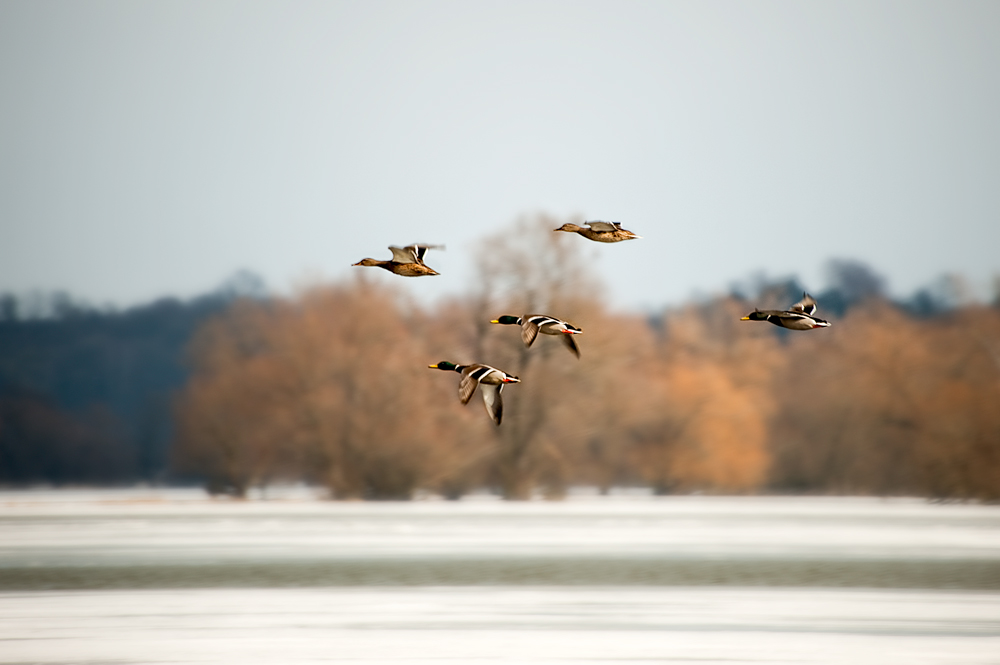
<box><xmin>2</xmin><ymin>586</ymin><xmax>999</xmax><ymax>665</ymax></box>
<box><xmin>2</xmin><ymin>488</ymin><xmax>999</xmax><ymax>566</ymax></box>
<box><xmin>1</xmin><ymin>489</ymin><xmax>999</xmax><ymax>664</ymax></box>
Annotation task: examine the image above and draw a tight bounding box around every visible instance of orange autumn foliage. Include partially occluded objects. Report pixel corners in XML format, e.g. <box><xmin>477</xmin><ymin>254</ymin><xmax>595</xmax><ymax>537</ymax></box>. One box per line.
<box><xmin>172</xmin><ymin>216</ymin><xmax>1000</xmax><ymax>501</ymax></box>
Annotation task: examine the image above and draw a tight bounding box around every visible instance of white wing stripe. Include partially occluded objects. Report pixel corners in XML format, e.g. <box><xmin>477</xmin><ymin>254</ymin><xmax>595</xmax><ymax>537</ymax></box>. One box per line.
<box><xmin>470</xmin><ymin>366</ymin><xmax>500</xmax><ymax>382</ymax></box>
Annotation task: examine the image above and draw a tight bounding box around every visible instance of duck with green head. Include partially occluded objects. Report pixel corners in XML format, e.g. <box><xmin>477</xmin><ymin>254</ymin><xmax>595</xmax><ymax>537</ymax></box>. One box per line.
<box><xmin>741</xmin><ymin>293</ymin><xmax>832</xmax><ymax>330</ymax></box>
<box><xmin>427</xmin><ymin>362</ymin><xmax>521</xmax><ymax>425</ymax></box>
<box><xmin>490</xmin><ymin>314</ymin><xmax>583</xmax><ymax>358</ymax></box>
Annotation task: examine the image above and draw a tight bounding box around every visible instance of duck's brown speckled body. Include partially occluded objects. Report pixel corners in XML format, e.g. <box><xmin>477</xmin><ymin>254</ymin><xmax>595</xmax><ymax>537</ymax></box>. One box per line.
<box><xmin>554</xmin><ymin>221</ymin><xmax>640</xmax><ymax>243</ymax></box>
<box><xmin>352</xmin><ymin>244</ymin><xmax>442</xmax><ymax>276</ymax></box>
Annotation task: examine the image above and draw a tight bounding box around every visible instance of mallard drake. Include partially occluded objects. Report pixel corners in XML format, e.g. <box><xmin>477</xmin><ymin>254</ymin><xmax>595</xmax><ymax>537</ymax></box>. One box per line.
<box><xmin>490</xmin><ymin>314</ymin><xmax>583</xmax><ymax>358</ymax></box>
<box><xmin>741</xmin><ymin>293</ymin><xmax>832</xmax><ymax>330</ymax></box>
<box><xmin>428</xmin><ymin>362</ymin><xmax>520</xmax><ymax>425</ymax></box>
<box><xmin>554</xmin><ymin>221</ymin><xmax>640</xmax><ymax>243</ymax></box>
<box><xmin>352</xmin><ymin>244</ymin><xmax>442</xmax><ymax>276</ymax></box>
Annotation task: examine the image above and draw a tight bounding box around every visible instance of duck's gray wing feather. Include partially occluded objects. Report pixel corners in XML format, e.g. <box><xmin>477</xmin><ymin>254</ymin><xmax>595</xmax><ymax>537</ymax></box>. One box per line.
<box><xmin>481</xmin><ymin>384</ymin><xmax>504</xmax><ymax>425</ymax></box>
<box><xmin>458</xmin><ymin>373</ymin><xmax>479</xmax><ymax>405</ymax></box>
<box><xmin>561</xmin><ymin>333</ymin><xmax>581</xmax><ymax>359</ymax></box>
<box><xmin>585</xmin><ymin>221</ymin><xmax>617</xmax><ymax>232</ymax></box>
<box><xmin>521</xmin><ymin>319</ymin><xmax>541</xmax><ymax>347</ymax></box>
<box><xmin>388</xmin><ymin>246</ymin><xmax>417</xmax><ymax>263</ymax></box>
<box><xmin>790</xmin><ymin>294</ymin><xmax>818</xmax><ymax>316</ymax></box>
<box><xmin>403</xmin><ymin>244</ymin><xmax>444</xmax><ymax>265</ymax></box>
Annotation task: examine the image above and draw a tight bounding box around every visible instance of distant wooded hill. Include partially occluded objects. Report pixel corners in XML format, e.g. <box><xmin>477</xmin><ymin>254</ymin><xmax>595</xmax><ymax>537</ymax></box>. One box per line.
<box><xmin>0</xmin><ymin>272</ymin><xmax>263</xmax><ymax>484</ymax></box>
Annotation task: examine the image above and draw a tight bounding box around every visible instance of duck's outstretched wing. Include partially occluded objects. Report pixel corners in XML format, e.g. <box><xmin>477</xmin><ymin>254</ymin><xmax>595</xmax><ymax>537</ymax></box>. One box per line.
<box><xmin>403</xmin><ymin>244</ymin><xmax>444</xmax><ymax>266</ymax></box>
<box><xmin>388</xmin><ymin>246</ymin><xmax>418</xmax><ymax>263</ymax></box>
<box><xmin>585</xmin><ymin>221</ymin><xmax>617</xmax><ymax>232</ymax></box>
<box><xmin>790</xmin><ymin>293</ymin><xmax>818</xmax><ymax>316</ymax></box>
<box><xmin>561</xmin><ymin>333</ymin><xmax>581</xmax><ymax>359</ymax></box>
<box><xmin>481</xmin><ymin>384</ymin><xmax>504</xmax><ymax>426</ymax></box>
<box><xmin>521</xmin><ymin>319</ymin><xmax>541</xmax><ymax>347</ymax></box>
<box><xmin>458</xmin><ymin>372</ymin><xmax>479</xmax><ymax>405</ymax></box>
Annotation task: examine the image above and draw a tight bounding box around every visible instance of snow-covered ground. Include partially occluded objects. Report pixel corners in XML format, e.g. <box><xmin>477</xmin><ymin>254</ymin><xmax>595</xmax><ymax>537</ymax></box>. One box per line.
<box><xmin>1</xmin><ymin>489</ymin><xmax>998</xmax><ymax>664</ymax></box>
<box><xmin>2</xmin><ymin>586</ymin><xmax>999</xmax><ymax>665</ymax></box>
<box><xmin>3</xmin><ymin>488</ymin><xmax>999</xmax><ymax>565</ymax></box>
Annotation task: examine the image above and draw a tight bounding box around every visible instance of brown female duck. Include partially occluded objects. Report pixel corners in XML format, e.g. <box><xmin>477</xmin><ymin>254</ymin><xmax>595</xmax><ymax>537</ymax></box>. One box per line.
<box><xmin>554</xmin><ymin>221</ymin><xmax>640</xmax><ymax>243</ymax></box>
<box><xmin>352</xmin><ymin>244</ymin><xmax>442</xmax><ymax>276</ymax></box>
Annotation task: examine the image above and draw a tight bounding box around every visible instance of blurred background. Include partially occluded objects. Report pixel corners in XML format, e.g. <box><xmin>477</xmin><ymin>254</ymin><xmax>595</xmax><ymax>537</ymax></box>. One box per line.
<box><xmin>2</xmin><ymin>3</ymin><xmax>1000</xmax><ymax>663</ymax></box>
<box><xmin>1</xmin><ymin>1</ymin><xmax>998</xmax><ymax>500</ymax></box>
<box><xmin>2</xmin><ymin>214</ymin><xmax>999</xmax><ymax>500</ymax></box>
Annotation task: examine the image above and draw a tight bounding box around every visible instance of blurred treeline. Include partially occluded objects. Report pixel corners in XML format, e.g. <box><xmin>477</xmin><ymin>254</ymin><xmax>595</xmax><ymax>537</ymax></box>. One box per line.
<box><xmin>171</xmin><ymin>217</ymin><xmax>1000</xmax><ymax>501</ymax></box>
<box><xmin>2</xmin><ymin>218</ymin><xmax>998</xmax><ymax>500</ymax></box>
<box><xmin>0</xmin><ymin>272</ymin><xmax>264</xmax><ymax>484</ymax></box>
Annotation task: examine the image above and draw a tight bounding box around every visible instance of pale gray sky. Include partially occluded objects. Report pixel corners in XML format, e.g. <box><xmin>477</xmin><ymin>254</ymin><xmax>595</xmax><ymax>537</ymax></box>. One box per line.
<box><xmin>1</xmin><ymin>1</ymin><xmax>998</xmax><ymax>311</ymax></box>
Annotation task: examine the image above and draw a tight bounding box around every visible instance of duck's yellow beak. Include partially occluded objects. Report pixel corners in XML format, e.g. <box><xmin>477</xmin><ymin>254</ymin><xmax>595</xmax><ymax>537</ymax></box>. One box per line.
<box><xmin>427</xmin><ymin>364</ymin><xmax>438</xmax><ymax>368</ymax></box>
<box><xmin>490</xmin><ymin>320</ymin><xmax>500</xmax><ymax>324</ymax></box>
<box><xmin>740</xmin><ymin>316</ymin><xmax>751</xmax><ymax>321</ymax></box>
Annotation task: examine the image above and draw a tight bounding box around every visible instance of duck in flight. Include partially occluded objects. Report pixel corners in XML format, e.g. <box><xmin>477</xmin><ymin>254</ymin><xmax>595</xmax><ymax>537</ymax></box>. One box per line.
<box><xmin>490</xmin><ymin>314</ymin><xmax>583</xmax><ymax>358</ymax></box>
<box><xmin>554</xmin><ymin>221</ymin><xmax>641</xmax><ymax>243</ymax></box>
<box><xmin>741</xmin><ymin>293</ymin><xmax>831</xmax><ymax>330</ymax></box>
<box><xmin>427</xmin><ymin>362</ymin><xmax>520</xmax><ymax>426</ymax></box>
<box><xmin>352</xmin><ymin>244</ymin><xmax>443</xmax><ymax>276</ymax></box>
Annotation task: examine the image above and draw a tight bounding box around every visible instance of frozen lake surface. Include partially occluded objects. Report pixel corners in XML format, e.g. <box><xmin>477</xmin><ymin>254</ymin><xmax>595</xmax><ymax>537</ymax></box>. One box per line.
<box><xmin>3</xmin><ymin>587</ymin><xmax>999</xmax><ymax>665</ymax></box>
<box><xmin>1</xmin><ymin>489</ymin><xmax>999</xmax><ymax>664</ymax></box>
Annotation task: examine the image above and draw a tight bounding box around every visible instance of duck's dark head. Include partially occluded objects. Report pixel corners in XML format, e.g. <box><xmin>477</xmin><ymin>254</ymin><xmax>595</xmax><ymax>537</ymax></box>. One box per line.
<box><xmin>428</xmin><ymin>361</ymin><xmax>459</xmax><ymax>371</ymax></box>
<box><xmin>740</xmin><ymin>309</ymin><xmax>766</xmax><ymax>322</ymax></box>
<box><xmin>490</xmin><ymin>316</ymin><xmax>520</xmax><ymax>325</ymax></box>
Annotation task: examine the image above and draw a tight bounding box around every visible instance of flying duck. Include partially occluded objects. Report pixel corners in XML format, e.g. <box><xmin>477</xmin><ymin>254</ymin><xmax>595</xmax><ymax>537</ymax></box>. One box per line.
<box><xmin>490</xmin><ymin>314</ymin><xmax>583</xmax><ymax>358</ymax></box>
<box><xmin>352</xmin><ymin>244</ymin><xmax>443</xmax><ymax>276</ymax></box>
<box><xmin>554</xmin><ymin>221</ymin><xmax>641</xmax><ymax>243</ymax></box>
<box><xmin>741</xmin><ymin>293</ymin><xmax>832</xmax><ymax>330</ymax></box>
<box><xmin>427</xmin><ymin>362</ymin><xmax>521</xmax><ymax>425</ymax></box>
